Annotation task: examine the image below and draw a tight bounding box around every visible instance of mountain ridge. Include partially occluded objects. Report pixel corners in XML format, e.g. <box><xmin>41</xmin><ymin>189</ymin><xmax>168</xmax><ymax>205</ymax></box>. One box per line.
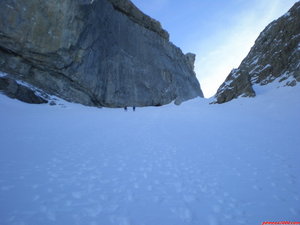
<box><xmin>213</xmin><ymin>1</ymin><xmax>300</xmax><ymax>104</ymax></box>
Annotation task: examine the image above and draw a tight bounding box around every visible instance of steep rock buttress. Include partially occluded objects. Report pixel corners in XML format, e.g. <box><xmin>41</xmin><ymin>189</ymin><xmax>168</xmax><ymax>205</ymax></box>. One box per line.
<box><xmin>0</xmin><ymin>0</ymin><xmax>203</xmax><ymax>107</ymax></box>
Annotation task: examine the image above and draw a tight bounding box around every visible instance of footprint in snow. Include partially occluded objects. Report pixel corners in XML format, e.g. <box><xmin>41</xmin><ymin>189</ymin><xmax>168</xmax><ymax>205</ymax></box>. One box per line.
<box><xmin>172</xmin><ymin>207</ymin><xmax>193</xmax><ymax>223</ymax></box>
<box><xmin>133</xmin><ymin>183</ymin><xmax>139</xmax><ymax>189</ymax></box>
<box><xmin>33</xmin><ymin>195</ymin><xmax>40</xmax><ymax>201</ymax></box>
<box><xmin>65</xmin><ymin>200</ymin><xmax>72</xmax><ymax>207</ymax></box>
<box><xmin>1</xmin><ymin>185</ymin><xmax>14</xmax><ymax>191</ymax></box>
<box><xmin>86</xmin><ymin>206</ymin><xmax>103</xmax><ymax>217</ymax></box>
<box><xmin>252</xmin><ymin>185</ymin><xmax>262</xmax><ymax>191</ymax></box>
<box><xmin>109</xmin><ymin>216</ymin><xmax>130</xmax><ymax>225</ymax></box>
<box><xmin>183</xmin><ymin>194</ymin><xmax>196</xmax><ymax>203</ymax></box>
<box><xmin>72</xmin><ymin>192</ymin><xmax>82</xmax><ymax>199</ymax></box>
<box><xmin>46</xmin><ymin>211</ymin><xmax>56</xmax><ymax>221</ymax></box>
<box><xmin>212</xmin><ymin>204</ymin><xmax>221</xmax><ymax>213</ymax></box>
<box><xmin>126</xmin><ymin>191</ymin><xmax>134</xmax><ymax>202</ymax></box>
<box><xmin>107</xmin><ymin>204</ymin><xmax>120</xmax><ymax>213</ymax></box>
<box><xmin>142</xmin><ymin>172</ymin><xmax>148</xmax><ymax>179</ymax></box>
<box><xmin>174</xmin><ymin>182</ymin><xmax>183</xmax><ymax>193</ymax></box>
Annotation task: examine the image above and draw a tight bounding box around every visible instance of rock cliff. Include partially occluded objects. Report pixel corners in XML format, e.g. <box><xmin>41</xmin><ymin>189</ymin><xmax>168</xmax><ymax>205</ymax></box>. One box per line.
<box><xmin>0</xmin><ymin>0</ymin><xmax>203</xmax><ymax>107</ymax></box>
<box><xmin>0</xmin><ymin>73</ymin><xmax>48</xmax><ymax>104</ymax></box>
<box><xmin>214</xmin><ymin>1</ymin><xmax>300</xmax><ymax>104</ymax></box>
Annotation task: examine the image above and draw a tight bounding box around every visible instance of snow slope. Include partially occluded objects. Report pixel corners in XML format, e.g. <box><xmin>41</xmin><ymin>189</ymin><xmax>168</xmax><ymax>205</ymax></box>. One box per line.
<box><xmin>0</xmin><ymin>84</ymin><xmax>300</xmax><ymax>225</ymax></box>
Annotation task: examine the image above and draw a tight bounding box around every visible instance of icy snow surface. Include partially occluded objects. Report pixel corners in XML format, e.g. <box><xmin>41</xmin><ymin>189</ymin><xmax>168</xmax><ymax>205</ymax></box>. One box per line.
<box><xmin>0</xmin><ymin>84</ymin><xmax>300</xmax><ymax>225</ymax></box>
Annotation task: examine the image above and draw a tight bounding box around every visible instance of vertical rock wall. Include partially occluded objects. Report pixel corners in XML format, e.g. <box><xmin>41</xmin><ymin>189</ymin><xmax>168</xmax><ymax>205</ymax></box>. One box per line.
<box><xmin>0</xmin><ymin>0</ymin><xmax>203</xmax><ymax>107</ymax></box>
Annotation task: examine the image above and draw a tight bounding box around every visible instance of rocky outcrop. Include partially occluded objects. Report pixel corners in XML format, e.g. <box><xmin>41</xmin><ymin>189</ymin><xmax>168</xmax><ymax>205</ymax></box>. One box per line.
<box><xmin>185</xmin><ymin>53</ymin><xmax>196</xmax><ymax>70</ymax></box>
<box><xmin>0</xmin><ymin>75</ymin><xmax>48</xmax><ymax>104</ymax></box>
<box><xmin>0</xmin><ymin>0</ymin><xmax>203</xmax><ymax>107</ymax></box>
<box><xmin>214</xmin><ymin>1</ymin><xmax>300</xmax><ymax>104</ymax></box>
<box><xmin>214</xmin><ymin>69</ymin><xmax>256</xmax><ymax>104</ymax></box>
<box><xmin>107</xmin><ymin>0</ymin><xmax>169</xmax><ymax>40</ymax></box>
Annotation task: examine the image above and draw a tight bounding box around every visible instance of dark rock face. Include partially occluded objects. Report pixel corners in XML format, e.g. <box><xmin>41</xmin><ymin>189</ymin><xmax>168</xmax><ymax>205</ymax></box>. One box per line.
<box><xmin>0</xmin><ymin>0</ymin><xmax>203</xmax><ymax>107</ymax></box>
<box><xmin>214</xmin><ymin>2</ymin><xmax>300</xmax><ymax>104</ymax></box>
<box><xmin>0</xmin><ymin>76</ymin><xmax>47</xmax><ymax>104</ymax></box>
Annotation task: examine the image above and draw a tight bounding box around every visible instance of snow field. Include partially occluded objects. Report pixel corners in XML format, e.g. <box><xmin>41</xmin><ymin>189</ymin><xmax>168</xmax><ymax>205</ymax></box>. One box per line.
<box><xmin>0</xmin><ymin>84</ymin><xmax>300</xmax><ymax>225</ymax></box>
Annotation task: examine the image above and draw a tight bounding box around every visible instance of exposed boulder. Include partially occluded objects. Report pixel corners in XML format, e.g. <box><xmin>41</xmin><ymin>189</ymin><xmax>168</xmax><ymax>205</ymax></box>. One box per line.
<box><xmin>214</xmin><ymin>1</ymin><xmax>300</xmax><ymax>104</ymax></box>
<box><xmin>0</xmin><ymin>0</ymin><xmax>203</xmax><ymax>107</ymax></box>
<box><xmin>0</xmin><ymin>76</ymin><xmax>48</xmax><ymax>104</ymax></box>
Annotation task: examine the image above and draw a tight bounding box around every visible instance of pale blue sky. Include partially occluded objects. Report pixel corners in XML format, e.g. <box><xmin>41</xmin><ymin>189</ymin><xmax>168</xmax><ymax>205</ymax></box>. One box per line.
<box><xmin>131</xmin><ymin>0</ymin><xmax>299</xmax><ymax>97</ymax></box>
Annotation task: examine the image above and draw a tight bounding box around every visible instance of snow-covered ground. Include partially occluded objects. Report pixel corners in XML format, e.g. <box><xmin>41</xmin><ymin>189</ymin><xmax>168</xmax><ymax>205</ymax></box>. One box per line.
<box><xmin>0</xmin><ymin>84</ymin><xmax>299</xmax><ymax>225</ymax></box>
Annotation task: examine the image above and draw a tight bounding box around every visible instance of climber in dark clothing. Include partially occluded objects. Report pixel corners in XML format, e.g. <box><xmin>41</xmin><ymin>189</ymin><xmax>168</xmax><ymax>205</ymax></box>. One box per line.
<box><xmin>124</xmin><ymin>106</ymin><xmax>127</xmax><ymax>111</ymax></box>
<box><xmin>133</xmin><ymin>106</ymin><xmax>136</xmax><ymax>111</ymax></box>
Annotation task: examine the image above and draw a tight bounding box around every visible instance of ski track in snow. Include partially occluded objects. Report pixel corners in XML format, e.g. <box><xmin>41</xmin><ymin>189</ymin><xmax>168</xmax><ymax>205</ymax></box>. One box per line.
<box><xmin>0</xmin><ymin>85</ymin><xmax>300</xmax><ymax>225</ymax></box>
